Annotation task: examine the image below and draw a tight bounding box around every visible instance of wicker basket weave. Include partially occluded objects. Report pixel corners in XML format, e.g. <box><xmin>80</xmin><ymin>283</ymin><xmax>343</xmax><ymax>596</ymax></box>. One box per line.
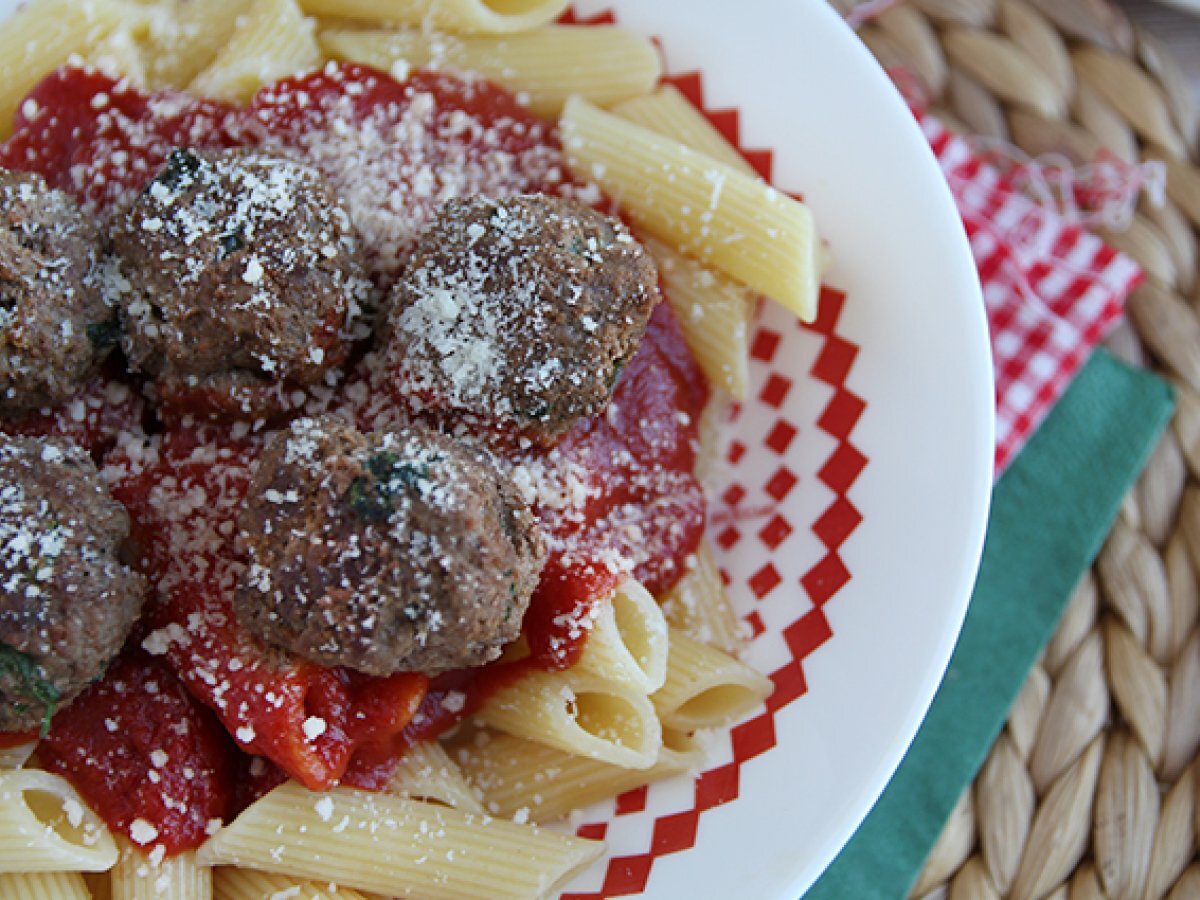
<box><xmin>832</xmin><ymin>0</ymin><xmax>1200</xmax><ymax>895</ymax></box>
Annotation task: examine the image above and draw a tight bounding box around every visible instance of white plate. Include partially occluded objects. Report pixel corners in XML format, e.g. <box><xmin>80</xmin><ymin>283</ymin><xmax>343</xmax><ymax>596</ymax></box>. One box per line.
<box><xmin>555</xmin><ymin>3</ymin><xmax>992</xmax><ymax>897</ymax></box>
<box><xmin>0</xmin><ymin>1</ymin><xmax>994</xmax><ymax>896</ymax></box>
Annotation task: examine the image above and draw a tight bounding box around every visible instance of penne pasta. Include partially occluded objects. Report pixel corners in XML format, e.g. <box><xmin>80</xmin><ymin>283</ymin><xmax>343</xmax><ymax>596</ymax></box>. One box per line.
<box><xmin>694</xmin><ymin>391</ymin><xmax>733</xmax><ymax>487</ymax></box>
<box><xmin>188</xmin><ymin>0</ymin><xmax>321</xmax><ymax>103</ymax></box>
<box><xmin>652</xmin><ymin>629</ymin><xmax>774</xmax><ymax>731</ymax></box>
<box><xmin>0</xmin><ymin>769</ymin><xmax>118</xmax><ymax>873</ymax></box>
<box><xmin>83</xmin><ymin>871</ymin><xmax>112</xmax><ymax>900</ymax></box>
<box><xmin>0</xmin><ymin>10</ymin><xmax>804</xmax><ymax>898</ymax></box>
<box><xmin>0</xmin><ymin>0</ymin><xmax>130</xmax><ymax>139</ymax></box>
<box><xmin>298</xmin><ymin>0</ymin><xmax>569</xmax><ymax>34</ymax></box>
<box><xmin>0</xmin><ymin>742</ymin><xmax>36</xmax><ymax>769</ymax></box>
<box><xmin>0</xmin><ymin>871</ymin><xmax>92</xmax><ymax>900</ymax></box>
<box><xmin>319</xmin><ymin>25</ymin><xmax>660</xmax><ymax>117</ymax></box>
<box><xmin>197</xmin><ymin>781</ymin><xmax>604</xmax><ymax>900</ymax></box>
<box><xmin>612</xmin><ymin>84</ymin><xmax>757</xmax><ymax>175</ymax></box>
<box><xmin>615</xmin><ymin>86</ymin><xmax>836</xmax><ymax>286</ymax></box>
<box><xmin>86</xmin><ymin>24</ymin><xmax>151</xmax><ymax>86</ymax></box>
<box><xmin>646</xmin><ymin>236</ymin><xmax>755</xmax><ymax>399</ymax></box>
<box><xmin>659</xmin><ymin>539</ymin><xmax>748</xmax><ymax>656</ymax></box>
<box><xmin>454</xmin><ymin>727</ymin><xmax>708</xmax><ymax>822</ymax></box>
<box><xmin>137</xmin><ymin>0</ymin><xmax>256</xmax><ymax>89</ymax></box>
<box><xmin>611</xmin><ymin>88</ymin><xmax>758</xmax><ymax>399</ymax></box>
<box><xmin>109</xmin><ymin>840</ymin><xmax>210</xmax><ymax>900</ymax></box>
<box><xmin>473</xmin><ymin>668</ymin><xmax>662</xmax><ymax>770</ymax></box>
<box><xmin>386</xmin><ymin>740</ymin><xmax>484</xmax><ymax>814</ymax></box>
<box><xmin>214</xmin><ymin>866</ymin><xmax>374</xmax><ymax>899</ymax></box>
<box><xmin>572</xmin><ymin>579</ymin><xmax>668</xmax><ymax>695</ymax></box>
<box><xmin>560</xmin><ymin>96</ymin><xmax>821</xmax><ymax>322</ymax></box>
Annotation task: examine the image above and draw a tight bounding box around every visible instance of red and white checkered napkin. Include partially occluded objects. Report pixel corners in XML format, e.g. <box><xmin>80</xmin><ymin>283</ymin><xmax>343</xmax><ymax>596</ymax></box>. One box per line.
<box><xmin>918</xmin><ymin>114</ymin><xmax>1144</xmax><ymax>475</ymax></box>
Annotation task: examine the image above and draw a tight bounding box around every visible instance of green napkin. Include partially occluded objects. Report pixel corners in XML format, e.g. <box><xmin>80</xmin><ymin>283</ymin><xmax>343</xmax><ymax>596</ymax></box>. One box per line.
<box><xmin>805</xmin><ymin>348</ymin><xmax>1175</xmax><ymax>899</ymax></box>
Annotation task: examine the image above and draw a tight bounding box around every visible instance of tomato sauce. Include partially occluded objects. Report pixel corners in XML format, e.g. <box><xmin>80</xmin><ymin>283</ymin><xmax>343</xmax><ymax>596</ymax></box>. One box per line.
<box><xmin>106</xmin><ymin>426</ymin><xmax>429</xmax><ymax>795</ymax></box>
<box><xmin>371</xmin><ymin>303</ymin><xmax>709</xmax><ymax>771</ymax></box>
<box><xmin>1</xmin><ymin>62</ymin><xmax>709</xmax><ymax>852</ymax></box>
<box><xmin>0</xmin><ymin>68</ymin><xmax>245</xmax><ymax>213</ymax></box>
<box><xmin>38</xmin><ymin>651</ymin><xmax>237</xmax><ymax>855</ymax></box>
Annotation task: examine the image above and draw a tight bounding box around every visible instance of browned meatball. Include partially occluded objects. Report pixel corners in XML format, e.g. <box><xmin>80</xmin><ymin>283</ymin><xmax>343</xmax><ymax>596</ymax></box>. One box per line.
<box><xmin>109</xmin><ymin>148</ymin><xmax>373</xmax><ymax>420</ymax></box>
<box><xmin>0</xmin><ymin>435</ymin><xmax>145</xmax><ymax>734</ymax></box>
<box><xmin>380</xmin><ymin>194</ymin><xmax>660</xmax><ymax>443</ymax></box>
<box><xmin>235</xmin><ymin>416</ymin><xmax>544</xmax><ymax>676</ymax></box>
<box><xmin>0</xmin><ymin>169</ymin><xmax>112</xmax><ymax>415</ymax></box>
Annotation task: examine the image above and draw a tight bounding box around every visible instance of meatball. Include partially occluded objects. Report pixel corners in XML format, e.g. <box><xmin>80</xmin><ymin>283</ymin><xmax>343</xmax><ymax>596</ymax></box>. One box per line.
<box><xmin>0</xmin><ymin>169</ymin><xmax>111</xmax><ymax>415</ymax></box>
<box><xmin>381</xmin><ymin>194</ymin><xmax>660</xmax><ymax>443</ymax></box>
<box><xmin>0</xmin><ymin>434</ymin><xmax>145</xmax><ymax>734</ymax></box>
<box><xmin>109</xmin><ymin>148</ymin><xmax>372</xmax><ymax>420</ymax></box>
<box><xmin>235</xmin><ymin>416</ymin><xmax>545</xmax><ymax>676</ymax></box>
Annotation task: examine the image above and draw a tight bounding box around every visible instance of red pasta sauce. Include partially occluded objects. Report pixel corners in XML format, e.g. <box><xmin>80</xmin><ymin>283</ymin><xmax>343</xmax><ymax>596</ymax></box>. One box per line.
<box><xmin>37</xmin><ymin>652</ymin><xmax>237</xmax><ymax>856</ymax></box>
<box><xmin>1</xmin><ymin>63</ymin><xmax>709</xmax><ymax>849</ymax></box>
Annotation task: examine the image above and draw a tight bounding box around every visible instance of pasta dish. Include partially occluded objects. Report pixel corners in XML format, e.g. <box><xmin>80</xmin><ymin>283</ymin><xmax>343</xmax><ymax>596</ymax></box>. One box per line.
<box><xmin>0</xmin><ymin>1</ymin><xmax>823</xmax><ymax>897</ymax></box>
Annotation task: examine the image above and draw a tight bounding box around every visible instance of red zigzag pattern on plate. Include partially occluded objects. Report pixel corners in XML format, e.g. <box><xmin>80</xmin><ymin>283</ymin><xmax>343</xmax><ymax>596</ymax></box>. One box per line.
<box><xmin>557</xmin><ymin>12</ymin><xmax>871</xmax><ymax>898</ymax></box>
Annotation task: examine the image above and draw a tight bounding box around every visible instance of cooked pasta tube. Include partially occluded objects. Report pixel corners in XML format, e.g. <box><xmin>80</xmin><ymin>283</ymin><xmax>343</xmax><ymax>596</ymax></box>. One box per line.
<box><xmin>86</xmin><ymin>24</ymin><xmax>150</xmax><ymax>85</ymax></box>
<box><xmin>694</xmin><ymin>393</ymin><xmax>731</xmax><ymax>487</ymax></box>
<box><xmin>645</xmin><ymin>236</ymin><xmax>755</xmax><ymax>399</ymax></box>
<box><xmin>659</xmin><ymin>539</ymin><xmax>747</xmax><ymax>656</ymax></box>
<box><xmin>0</xmin><ymin>770</ymin><xmax>118</xmax><ymax>873</ymax></box>
<box><xmin>0</xmin><ymin>871</ymin><xmax>92</xmax><ymax>900</ymax></box>
<box><xmin>109</xmin><ymin>840</ymin><xmax>210</xmax><ymax>900</ymax></box>
<box><xmin>135</xmin><ymin>0</ymin><xmax>255</xmax><ymax>89</ymax></box>
<box><xmin>572</xmin><ymin>579</ymin><xmax>668</xmax><ymax>694</ymax></box>
<box><xmin>652</xmin><ymin>629</ymin><xmax>773</xmax><ymax>731</ymax></box>
<box><xmin>613</xmin><ymin>84</ymin><xmax>757</xmax><ymax>175</ymax></box>
<box><xmin>188</xmin><ymin>0</ymin><xmax>321</xmax><ymax>103</ymax></box>
<box><xmin>610</xmin><ymin>89</ymin><xmax>758</xmax><ymax>398</ymax></box>
<box><xmin>614</xmin><ymin>90</ymin><xmax>753</xmax><ymax>396</ymax></box>
<box><xmin>319</xmin><ymin>25</ymin><xmax>660</xmax><ymax>117</ymax></box>
<box><xmin>214</xmin><ymin>867</ymin><xmax>374</xmax><ymax>900</ymax></box>
<box><xmin>83</xmin><ymin>871</ymin><xmax>111</xmax><ymax>900</ymax></box>
<box><xmin>560</xmin><ymin>96</ymin><xmax>821</xmax><ymax>322</ymax></box>
<box><xmin>386</xmin><ymin>739</ymin><xmax>484</xmax><ymax>814</ymax></box>
<box><xmin>197</xmin><ymin>781</ymin><xmax>604</xmax><ymax>900</ymax></box>
<box><xmin>454</xmin><ymin>727</ymin><xmax>707</xmax><ymax>822</ymax></box>
<box><xmin>473</xmin><ymin>668</ymin><xmax>662</xmax><ymax>769</ymax></box>
<box><xmin>299</xmin><ymin>0</ymin><xmax>568</xmax><ymax>34</ymax></box>
<box><xmin>0</xmin><ymin>742</ymin><xmax>36</xmax><ymax>769</ymax></box>
<box><xmin>0</xmin><ymin>0</ymin><xmax>131</xmax><ymax>138</ymax></box>
<box><xmin>615</xmin><ymin>86</ymin><xmax>833</xmax><ymax>281</ymax></box>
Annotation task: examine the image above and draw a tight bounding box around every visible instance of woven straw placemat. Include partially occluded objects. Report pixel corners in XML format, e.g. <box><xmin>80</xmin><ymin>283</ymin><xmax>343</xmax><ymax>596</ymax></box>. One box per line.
<box><xmin>830</xmin><ymin>0</ymin><xmax>1200</xmax><ymax>896</ymax></box>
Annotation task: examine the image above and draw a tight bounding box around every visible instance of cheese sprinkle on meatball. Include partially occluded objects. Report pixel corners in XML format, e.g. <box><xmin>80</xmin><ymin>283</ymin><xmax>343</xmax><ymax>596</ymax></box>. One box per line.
<box><xmin>108</xmin><ymin>148</ymin><xmax>373</xmax><ymax>421</ymax></box>
<box><xmin>235</xmin><ymin>416</ymin><xmax>544</xmax><ymax>676</ymax></box>
<box><xmin>0</xmin><ymin>434</ymin><xmax>145</xmax><ymax>734</ymax></box>
<box><xmin>382</xmin><ymin>194</ymin><xmax>660</xmax><ymax>443</ymax></box>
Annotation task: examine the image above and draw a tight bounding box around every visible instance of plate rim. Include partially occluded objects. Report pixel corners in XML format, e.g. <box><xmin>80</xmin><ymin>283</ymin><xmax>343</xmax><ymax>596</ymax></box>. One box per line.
<box><xmin>568</xmin><ymin>1</ymin><xmax>994</xmax><ymax>896</ymax></box>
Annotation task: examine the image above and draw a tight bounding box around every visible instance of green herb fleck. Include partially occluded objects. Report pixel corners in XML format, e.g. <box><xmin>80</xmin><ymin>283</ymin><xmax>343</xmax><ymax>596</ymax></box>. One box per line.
<box><xmin>607</xmin><ymin>356</ymin><xmax>628</xmax><ymax>392</ymax></box>
<box><xmin>523</xmin><ymin>401</ymin><xmax>550</xmax><ymax>421</ymax></box>
<box><xmin>86</xmin><ymin>318</ymin><xmax>121</xmax><ymax>351</ymax></box>
<box><xmin>0</xmin><ymin>644</ymin><xmax>60</xmax><ymax>737</ymax></box>
<box><xmin>365</xmin><ymin>452</ymin><xmax>403</xmax><ymax>483</ymax></box>
<box><xmin>157</xmin><ymin>148</ymin><xmax>202</xmax><ymax>191</ymax></box>
<box><xmin>346</xmin><ymin>452</ymin><xmax>436</xmax><ymax>522</ymax></box>
<box><xmin>348</xmin><ymin>476</ymin><xmax>391</xmax><ymax>522</ymax></box>
<box><xmin>218</xmin><ymin>226</ymin><xmax>245</xmax><ymax>260</ymax></box>
<box><xmin>368</xmin><ymin>452</ymin><xmax>433</xmax><ymax>491</ymax></box>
